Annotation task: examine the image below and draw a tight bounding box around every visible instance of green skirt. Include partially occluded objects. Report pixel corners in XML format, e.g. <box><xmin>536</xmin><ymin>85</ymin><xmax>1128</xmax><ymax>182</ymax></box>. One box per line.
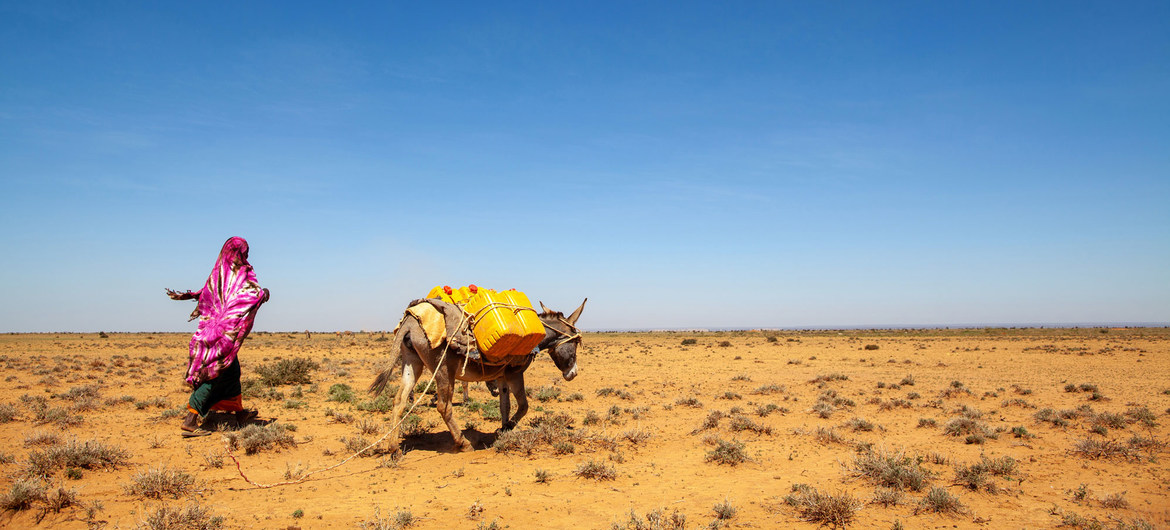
<box><xmin>187</xmin><ymin>359</ymin><xmax>242</xmax><ymax>416</ymax></box>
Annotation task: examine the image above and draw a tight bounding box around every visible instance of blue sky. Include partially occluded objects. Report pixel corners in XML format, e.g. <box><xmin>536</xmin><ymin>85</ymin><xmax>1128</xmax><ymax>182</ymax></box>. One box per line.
<box><xmin>2</xmin><ymin>2</ymin><xmax>1167</xmax><ymax>332</ymax></box>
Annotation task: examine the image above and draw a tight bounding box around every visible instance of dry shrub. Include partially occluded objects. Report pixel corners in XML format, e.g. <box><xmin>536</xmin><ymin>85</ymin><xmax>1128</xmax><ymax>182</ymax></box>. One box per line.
<box><xmin>223</xmin><ymin>423</ymin><xmax>297</xmax><ymax>455</ymax></box>
<box><xmin>814</xmin><ymin>427</ymin><xmax>847</xmax><ymax>445</ymax></box>
<box><xmin>125</xmin><ymin>465</ymin><xmax>197</xmax><ymax>499</ymax></box>
<box><xmin>0</xmin><ymin>477</ymin><xmax>46</xmax><ymax>512</ymax></box>
<box><xmin>25</xmin><ymin>438</ymin><xmax>131</xmax><ymax>477</ymax></box>
<box><xmin>810</xmin><ymin>373</ymin><xmax>850</xmax><ymax>384</ymax></box>
<box><xmin>705</xmin><ymin>438</ymin><xmax>748</xmax><ymax>466</ymax></box>
<box><xmin>728</xmin><ymin>414</ymin><xmax>773</xmax><ymax>435</ymax></box>
<box><xmin>784</xmin><ymin>484</ymin><xmax>861</xmax><ymax>526</ymax></box>
<box><xmin>712</xmin><ymin>498</ymin><xmax>737</xmax><ymax>520</ymax></box>
<box><xmin>691</xmin><ymin>410</ymin><xmax>727</xmax><ymax>434</ymax></box>
<box><xmin>872</xmin><ymin>487</ymin><xmax>904</xmax><ymax>507</ymax></box>
<box><xmin>0</xmin><ymin>403</ymin><xmax>19</xmax><ymax>423</ymax></box>
<box><xmin>24</xmin><ymin>431</ymin><xmax>62</xmax><ymax>447</ymax></box>
<box><xmin>851</xmin><ymin>448</ymin><xmax>929</xmax><ymax>491</ymax></box>
<box><xmin>845</xmin><ymin>417</ymin><xmax>876</xmax><ymax>432</ymax></box>
<box><xmin>942</xmin><ymin>417</ymin><xmax>995</xmax><ymax>443</ymax></box>
<box><xmin>616</xmin><ymin>507</ymin><xmax>687</xmax><ymax>530</ymax></box>
<box><xmin>1072</xmin><ymin>438</ymin><xmax>1133</xmax><ymax>460</ymax></box>
<box><xmin>751</xmin><ymin>384</ymin><xmax>785</xmax><ymax>395</ymax></box>
<box><xmin>255</xmin><ymin>357</ymin><xmax>319</xmax><ymax>386</ymax></box>
<box><xmin>574</xmin><ymin>459</ymin><xmax>617</xmax><ymax>481</ymax></box>
<box><xmin>1099</xmin><ymin>492</ymin><xmax>1128</xmax><ymax>509</ymax></box>
<box><xmin>915</xmin><ymin>486</ymin><xmax>963</xmax><ymax>515</ymax></box>
<box><xmin>136</xmin><ymin>502</ymin><xmax>224</xmax><ymax>530</ymax></box>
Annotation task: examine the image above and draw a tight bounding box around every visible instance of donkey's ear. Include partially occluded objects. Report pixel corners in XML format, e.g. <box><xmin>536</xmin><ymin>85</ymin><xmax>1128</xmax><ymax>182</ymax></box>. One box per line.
<box><xmin>567</xmin><ymin>298</ymin><xmax>587</xmax><ymax>326</ymax></box>
<box><xmin>539</xmin><ymin>301</ymin><xmax>552</xmax><ymax>314</ymax></box>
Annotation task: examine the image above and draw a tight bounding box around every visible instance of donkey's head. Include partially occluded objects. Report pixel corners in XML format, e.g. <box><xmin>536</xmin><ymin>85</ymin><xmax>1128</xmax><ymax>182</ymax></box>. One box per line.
<box><xmin>538</xmin><ymin>298</ymin><xmax>587</xmax><ymax>381</ymax></box>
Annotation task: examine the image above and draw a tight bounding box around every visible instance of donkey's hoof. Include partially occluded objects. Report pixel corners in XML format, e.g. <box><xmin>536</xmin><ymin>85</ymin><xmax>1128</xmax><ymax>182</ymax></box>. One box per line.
<box><xmin>454</xmin><ymin>439</ymin><xmax>474</xmax><ymax>452</ymax></box>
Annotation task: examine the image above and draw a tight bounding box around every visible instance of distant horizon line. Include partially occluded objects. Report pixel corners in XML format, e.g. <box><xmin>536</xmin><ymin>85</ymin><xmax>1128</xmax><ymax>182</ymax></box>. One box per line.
<box><xmin>6</xmin><ymin>321</ymin><xmax>1168</xmax><ymax>334</ymax></box>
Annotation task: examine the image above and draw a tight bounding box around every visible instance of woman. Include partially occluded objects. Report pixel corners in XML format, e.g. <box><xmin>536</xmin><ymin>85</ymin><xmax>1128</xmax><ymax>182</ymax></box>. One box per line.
<box><xmin>167</xmin><ymin>237</ymin><xmax>270</xmax><ymax>437</ymax></box>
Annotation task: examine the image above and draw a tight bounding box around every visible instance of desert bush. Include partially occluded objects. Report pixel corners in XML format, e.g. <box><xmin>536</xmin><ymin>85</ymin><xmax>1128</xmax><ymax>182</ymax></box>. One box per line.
<box><xmin>356</xmin><ymin>393</ymin><xmax>394</xmax><ymax>413</ymax></box>
<box><xmin>1099</xmin><ymin>491</ymin><xmax>1128</xmax><ymax>509</ymax></box>
<box><xmin>915</xmin><ymin>487</ymin><xmax>963</xmax><ymax>515</ymax></box>
<box><xmin>615</xmin><ymin>507</ymin><xmax>687</xmax><ymax>530</ymax></box>
<box><xmin>223</xmin><ymin>423</ymin><xmax>297</xmax><ymax>455</ymax></box>
<box><xmin>712</xmin><ymin>498</ymin><xmax>737</xmax><ymax>520</ymax></box>
<box><xmin>0</xmin><ymin>403</ymin><xmax>17</xmax><ymax>423</ymax></box>
<box><xmin>356</xmin><ymin>418</ymin><xmax>381</xmax><ymax>436</ymax></box>
<box><xmin>674</xmin><ymin>397</ymin><xmax>702</xmax><ymax>408</ymax></box>
<box><xmin>255</xmin><ymin>357</ymin><xmax>319</xmax><ymax>386</ymax></box>
<box><xmin>812</xmin><ymin>401</ymin><xmax>836</xmax><ymax>419</ymax></box>
<box><xmin>1091</xmin><ymin>411</ymin><xmax>1127</xmax><ymax>430</ymax></box>
<box><xmin>917</xmin><ymin>418</ymin><xmax>937</xmax><ymax>428</ymax></box>
<box><xmin>56</xmin><ymin>384</ymin><xmax>101</xmax><ymax>402</ymax></box>
<box><xmin>1125</xmin><ymin>406</ymin><xmax>1157</xmax><ymax>428</ymax></box>
<box><xmin>813</xmin><ymin>427</ymin><xmax>846</xmax><ymax>445</ymax></box>
<box><xmin>575</xmin><ymin>459</ymin><xmax>617</xmax><ymax>480</ymax></box>
<box><xmin>705</xmin><ymin>438</ymin><xmax>748</xmax><ymax>466</ymax></box>
<box><xmin>40</xmin><ymin>485</ymin><xmax>79</xmax><ymax>516</ymax></box>
<box><xmin>864</xmin><ymin>344</ymin><xmax>880</xmax><ymax>350</ymax></box>
<box><xmin>33</xmin><ymin>407</ymin><xmax>82</xmax><ymax>428</ymax></box>
<box><xmin>125</xmin><ymin>465</ymin><xmax>197</xmax><ymax>499</ymax></box>
<box><xmin>493</xmin><ymin>417</ymin><xmax>587</xmax><ymax>456</ymax></box>
<box><xmin>681</xmin><ymin>338</ymin><xmax>697</xmax><ymax>346</ymax></box>
<box><xmin>1034</xmin><ymin>408</ymin><xmax>1069</xmax><ymax>428</ymax></box>
<box><xmin>691</xmin><ymin>410</ymin><xmax>726</xmax><ymax>434</ymax></box>
<box><xmin>341</xmin><ymin>435</ymin><xmax>376</xmax><ymax>457</ymax></box>
<box><xmin>756</xmin><ymin>403</ymin><xmax>783</xmax><ymax>417</ymax></box>
<box><xmin>136</xmin><ymin>502</ymin><xmax>224</xmax><ymax>530</ymax></box>
<box><xmin>327</xmin><ymin>383</ymin><xmax>355</xmax><ymax>403</ymax></box>
<box><xmin>1072</xmin><ymin>438</ymin><xmax>1132</xmax><ymax>460</ymax></box>
<box><xmin>25</xmin><ymin>438</ymin><xmax>131</xmax><ymax>477</ymax></box>
<box><xmin>851</xmin><ymin>448</ymin><xmax>929</xmax><ymax>491</ymax></box>
<box><xmin>846</xmin><ymin>417</ymin><xmax>876</xmax><ymax>432</ymax></box>
<box><xmin>810</xmin><ymin>373</ymin><xmax>849</xmax><ymax>384</ymax></box>
<box><xmin>0</xmin><ymin>477</ymin><xmax>46</xmax><ymax>512</ymax></box>
<box><xmin>784</xmin><ymin>484</ymin><xmax>860</xmax><ymax>526</ymax></box>
<box><xmin>24</xmin><ymin>431</ymin><xmax>62</xmax><ymax>447</ymax></box>
<box><xmin>241</xmin><ymin>379</ymin><xmax>284</xmax><ymax>401</ymax></box>
<box><xmin>872</xmin><ymin>487</ymin><xmax>903</xmax><ymax>507</ymax></box>
<box><xmin>1001</xmin><ymin>398</ymin><xmax>1034</xmax><ymax>408</ymax></box>
<box><xmin>751</xmin><ymin>383</ymin><xmax>785</xmax><ymax>395</ymax></box>
<box><xmin>532</xmin><ymin>386</ymin><xmax>561</xmax><ymax>402</ymax></box>
<box><xmin>1010</xmin><ymin>426</ymin><xmax>1034</xmax><ymax>439</ymax></box>
<box><xmin>942</xmin><ymin>417</ymin><xmax>995</xmax><ymax>442</ymax></box>
<box><xmin>728</xmin><ymin>414</ymin><xmax>772</xmax><ymax>435</ymax></box>
<box><xmin>359</xmin><ymin>507</ymin><xmax>415</xmax><ymax>530</ymax></box>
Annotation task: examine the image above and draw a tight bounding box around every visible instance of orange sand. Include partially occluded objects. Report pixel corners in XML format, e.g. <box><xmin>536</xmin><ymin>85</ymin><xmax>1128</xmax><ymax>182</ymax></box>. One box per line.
<box><xmin>0</xmin><ymin>328</ymin><xmax>1167</xmax><ymax>528</ymax></box>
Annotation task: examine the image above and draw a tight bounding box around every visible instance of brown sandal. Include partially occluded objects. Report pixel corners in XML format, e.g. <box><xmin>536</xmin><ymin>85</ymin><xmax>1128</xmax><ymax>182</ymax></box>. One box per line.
<box><xmin>181</xmin><ymin>428</ymin><xmax>213</xmax><ymax>438</ymax></box>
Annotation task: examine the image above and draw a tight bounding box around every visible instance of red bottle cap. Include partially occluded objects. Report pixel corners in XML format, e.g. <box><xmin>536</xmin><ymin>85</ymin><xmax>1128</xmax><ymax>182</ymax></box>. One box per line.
<box><xmin>468</xmin><ymin>284</ymin><xmax>478</xmax><ymax>293</ymax></box>
<box><xmin>443</xmin><ymin>286</ymin><xmax>452</xmax><ymax>295</ymax></box>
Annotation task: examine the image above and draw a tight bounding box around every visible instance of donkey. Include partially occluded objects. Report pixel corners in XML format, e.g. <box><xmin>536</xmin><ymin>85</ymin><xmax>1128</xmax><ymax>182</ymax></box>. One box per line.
<box><xmin>369</xmin><ymin>298</ymin><xmax>586</xmax><ymax>453</ymax></box>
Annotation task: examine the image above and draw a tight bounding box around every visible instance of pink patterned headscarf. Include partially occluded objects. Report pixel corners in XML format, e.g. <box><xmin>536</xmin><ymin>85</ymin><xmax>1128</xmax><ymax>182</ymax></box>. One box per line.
<box><xmin>185</xmin><ymin>237</ymin><xmax>268</xmax><ymax>385</ymax></box>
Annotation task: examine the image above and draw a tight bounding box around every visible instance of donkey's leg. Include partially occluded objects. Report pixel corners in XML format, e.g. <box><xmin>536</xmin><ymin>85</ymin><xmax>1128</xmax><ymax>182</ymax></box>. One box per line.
<box><xmin>504</xmin><ymin>372</ymin><xmax>529</xmax><ymax>429</ymax></box>
<box><xmin>387</xmin><ymin>357</ymin><xmax>422</xmax><ymax>454</ymax></box>
<box><xmin>499</xmin><ymin>377</ymin><xmax>513</xmax><ymax>431</ymax></box>
<box><xmin>435</xmin><ymin>363</ymin><xmax>472</xmax><ymax>451</ymax></box>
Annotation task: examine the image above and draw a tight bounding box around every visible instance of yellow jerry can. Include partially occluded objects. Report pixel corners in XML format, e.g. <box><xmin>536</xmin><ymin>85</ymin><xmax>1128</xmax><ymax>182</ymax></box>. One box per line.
<box><xmin>463</xmin><ymin>288</ymin><xmax>545</xmax><ymax>362</ymax></box>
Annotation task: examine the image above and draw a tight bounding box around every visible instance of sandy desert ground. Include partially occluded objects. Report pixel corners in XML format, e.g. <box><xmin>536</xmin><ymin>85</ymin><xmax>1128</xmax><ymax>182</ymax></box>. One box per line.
<box><xmin>0</xmin><ymin>327</ymin><xmax>1167</xmax><ymax>529</ymax></box>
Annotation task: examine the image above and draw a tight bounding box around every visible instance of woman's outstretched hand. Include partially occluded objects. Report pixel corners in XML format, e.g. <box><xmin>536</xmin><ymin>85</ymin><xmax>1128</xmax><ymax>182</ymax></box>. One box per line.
<box><xmin>166</xmin><ymin>288</ymin><xmax>191</xmax><ymax>300</ymax></box>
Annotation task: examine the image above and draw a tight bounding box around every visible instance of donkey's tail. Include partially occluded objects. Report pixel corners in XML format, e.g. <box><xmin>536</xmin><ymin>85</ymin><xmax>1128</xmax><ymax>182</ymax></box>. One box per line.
<box><xmin>369</xmin><ymin>328</ymin><xmax>403</xmax><ymax>396</ymax></box>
